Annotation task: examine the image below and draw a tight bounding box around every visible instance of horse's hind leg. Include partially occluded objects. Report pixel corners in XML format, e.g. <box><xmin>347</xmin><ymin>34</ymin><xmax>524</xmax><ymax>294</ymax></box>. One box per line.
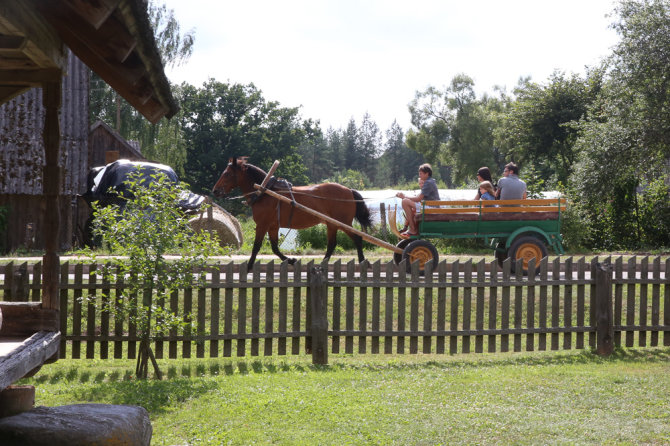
<box><xmin>268</xmin><ymin>227</ymin><xmax>296</xmax><ymax>265</ymax></box>
<box><xmin>346</xmin><ymin>231</ymin><xmax>366</xmax><ymax>262</ymax></box>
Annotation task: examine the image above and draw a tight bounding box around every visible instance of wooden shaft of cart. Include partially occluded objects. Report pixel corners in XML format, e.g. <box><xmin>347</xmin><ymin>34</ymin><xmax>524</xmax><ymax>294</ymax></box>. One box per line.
<box><xmin>254</xmin><ymin>184</ymin><xmax>404</xmax><ymax>255</ymax></box>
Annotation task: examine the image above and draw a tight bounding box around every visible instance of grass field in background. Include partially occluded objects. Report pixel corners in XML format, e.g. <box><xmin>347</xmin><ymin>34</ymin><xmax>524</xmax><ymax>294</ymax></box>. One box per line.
<box><xmin>21</xmin><ymin>347</ymin><xmax>670</xmax><ymax>445</ymax></box>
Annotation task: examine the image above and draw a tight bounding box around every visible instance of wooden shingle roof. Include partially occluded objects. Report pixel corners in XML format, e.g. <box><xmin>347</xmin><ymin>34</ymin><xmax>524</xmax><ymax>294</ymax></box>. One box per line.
<box><xmin>0</xmin><ymin>0</ymin><xmax>177</xmax><ymax>123</ymax></box>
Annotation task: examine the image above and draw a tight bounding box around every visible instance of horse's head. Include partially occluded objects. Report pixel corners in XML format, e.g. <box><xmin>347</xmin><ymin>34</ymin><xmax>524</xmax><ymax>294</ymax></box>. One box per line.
<box><xmin>212</xmin><ymin>157</ymin><xmax>245</xmax><ymax>197</ymax></box>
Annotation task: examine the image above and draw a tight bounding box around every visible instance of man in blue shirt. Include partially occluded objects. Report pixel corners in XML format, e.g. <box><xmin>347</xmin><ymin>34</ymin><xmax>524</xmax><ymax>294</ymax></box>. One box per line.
<box><xmin>396</xmin><ymin>163</ymin><xmax>439</xmax><ymax>237</ymax></box>
<box><xmin>496</xmin><ymin>162</ymin><xmax>527</xmax><ymax>200</ymax></box>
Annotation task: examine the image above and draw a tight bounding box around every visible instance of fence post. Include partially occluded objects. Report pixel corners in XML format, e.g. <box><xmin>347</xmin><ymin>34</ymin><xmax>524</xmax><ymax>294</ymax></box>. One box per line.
<box><xmin>379</xmin><ymin>203</ymin><xmax>387</xmax><ymax>237</ymax></box>
<box><xmin>595</xmin><ymin>262</ymin><xmax>614</xmax><ymax>356</ymax></box>
<box><xmin>308</xmin><ymin>265</ymin><xmax>328</xmax><ymax>365</ymax></box>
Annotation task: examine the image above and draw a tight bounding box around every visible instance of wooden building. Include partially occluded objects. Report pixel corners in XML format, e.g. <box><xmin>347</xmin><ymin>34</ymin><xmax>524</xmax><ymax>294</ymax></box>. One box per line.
<box><xmin>0</xmin><ymin>50</ymin><xmax>89</xmax><ymax>253</ymax></box>
<box><xmin>89</xmin><ymin>119</ymin><xmax>147</xmax><ymax>167</ymax></box>
<box><xmin>0</xmin><ymin>0</ymin><xmax>178</xmax><ymax>408</ymax></box>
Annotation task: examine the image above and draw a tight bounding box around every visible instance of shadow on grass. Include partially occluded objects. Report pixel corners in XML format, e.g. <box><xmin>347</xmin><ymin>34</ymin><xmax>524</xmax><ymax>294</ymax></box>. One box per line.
<box><xmin>164</xmin><ymin>346</ymin><xmax>670</xmax><ymax>376</ymax></box>
<box><xmin>72</xmin><ymin>379</ymin><xmax>219</xmax><ymax>414</ymax></box>
<box><xmin>25</xmin><ymin>347</ymin><xmax>670</xmax><ymax>403</ymax></box>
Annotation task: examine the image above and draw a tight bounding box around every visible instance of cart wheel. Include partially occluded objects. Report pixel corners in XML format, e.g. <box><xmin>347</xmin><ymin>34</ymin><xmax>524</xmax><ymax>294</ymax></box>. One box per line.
<box><xmin>402</xmin><ymin>240</ymin><xmax>438</xmax><ymax>274</ymax></box>
<box><xmin>393</xmin><ymin>238</ymin><xmax>412</xmax><ymax>265</ymax></box>
<box><xmin>509</xmin><ymin>236</ymin><xmax>547</xmax><ymax>274</ymax></box>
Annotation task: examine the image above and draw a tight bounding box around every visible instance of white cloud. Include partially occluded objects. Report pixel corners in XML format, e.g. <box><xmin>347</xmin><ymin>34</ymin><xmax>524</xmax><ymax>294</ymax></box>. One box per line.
<box><xmin>165</xmin><ymin>0</ymin><xmax>619</xmax><ymax>132</ymax></box>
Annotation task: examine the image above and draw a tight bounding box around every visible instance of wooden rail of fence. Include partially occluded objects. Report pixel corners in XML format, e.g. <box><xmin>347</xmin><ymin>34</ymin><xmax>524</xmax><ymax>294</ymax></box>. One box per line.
<box><xmin>1</xmin><ymin>256</ymin><xmax>668</xmax><ymax>364</ymax></box>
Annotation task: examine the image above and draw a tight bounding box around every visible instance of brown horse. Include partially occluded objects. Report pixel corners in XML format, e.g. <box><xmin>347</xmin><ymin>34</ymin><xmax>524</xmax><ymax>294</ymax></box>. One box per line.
<box><xmin>212</xmin><ymin>157</ymin><xmax>372</xmax><ymax>271</ymax></box>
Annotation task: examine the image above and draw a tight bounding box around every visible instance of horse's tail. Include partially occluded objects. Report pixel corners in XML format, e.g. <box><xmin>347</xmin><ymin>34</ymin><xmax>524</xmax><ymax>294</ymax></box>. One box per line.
<box><xmin>352</xmin><ymin>190</ymin><xmax>372</xmax><ymax>231</ymax></box>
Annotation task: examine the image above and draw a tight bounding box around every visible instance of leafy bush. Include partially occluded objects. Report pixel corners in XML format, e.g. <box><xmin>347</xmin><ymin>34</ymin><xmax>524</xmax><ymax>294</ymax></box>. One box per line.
<box><xmin>323</xmin><ymin>169</ymin><xmax>371</xmax><ymax>190</ymax></box>
<box><xmin>638</xmin><ymin>179</ymin><xmax>670</xmax><ymax>249</ymax></box>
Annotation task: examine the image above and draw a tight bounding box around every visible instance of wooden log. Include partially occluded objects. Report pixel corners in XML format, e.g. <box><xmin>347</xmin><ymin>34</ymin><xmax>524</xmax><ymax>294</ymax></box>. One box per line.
<box><xmin>0</xmin><ymin>385</ymin><xmax>35</xmax><ymax>418</ymax></box>
<box><xmin>0</xmin><ymin>303</ymin><xmax>58</xmax><ymax>337</ymax></box>
<box><xmin>0</xmin><ymin>331</ymin><xmax>60</xmax><ymax>391</ymax></box>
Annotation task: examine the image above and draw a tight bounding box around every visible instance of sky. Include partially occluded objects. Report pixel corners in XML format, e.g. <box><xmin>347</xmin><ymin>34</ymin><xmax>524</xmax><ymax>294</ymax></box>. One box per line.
<box><xmin>164</xmin><ymin>0</ymin><xmax>620</xmax><ymax>133</ymax></box>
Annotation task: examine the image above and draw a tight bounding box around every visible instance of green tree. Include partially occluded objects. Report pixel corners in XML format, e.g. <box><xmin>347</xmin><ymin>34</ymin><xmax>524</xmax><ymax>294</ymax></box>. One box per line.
<box><xmin>297</xmin><ymin>123</ymin><xmax>335</xmax><ymax>183</ymax></box>
<box><xmin>343</xmin><ymin>118</ymin><xmax>360</xmax><ymax>170</ymax></box>
<box><xmin>148</xmin><ymin>2</ymin><xmax>195</xmax><ymax>69</ymax></box>
<box><xmin>376</xmin><ymin>121</ymin><xmax>425</xmax><ymax>187</ymax></box>
<box><xmin>496</xmin><ymin>71</ymin><xmax>598</xmax><ymax>185</ymax></box>
<box><xmin>358</xmin><ymin>113</ymin><xmax>383</xmax><ymax>183</ymax></box>
<box><xmin>322</xmin><ymin>169</ymin><xmax>371</xmax><ymax>190</ymax></box>
<box><xmin>180</xmin><ymin>80</ymin><xmax>310</xmax><ymax>201</ymax></box>
<box><xmin>325</xmin><ymin>127</ymin><xmax>346</xmax><ymax>175</ymax></box>
<box><xmin>570</xmin><ymin>0</ymin><xmax>670</xmax><ymax>249</ymax></box>
<box><xmin>88</xmin><ymin>171</ymin><xmax>224</xmax><ymax>379</ymax></box>
<box><xmin>407</xmin><ymin>74</ymin><xmax>503</xmax><ymax>185</ymax></box>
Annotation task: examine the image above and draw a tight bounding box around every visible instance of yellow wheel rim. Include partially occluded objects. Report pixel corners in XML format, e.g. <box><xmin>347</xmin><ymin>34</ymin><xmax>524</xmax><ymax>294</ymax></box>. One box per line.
<box><xmin>408</xmin><ymin>246</ymin><xmax>434</xmax><ymax>269</ymax></box>
<box><xmin>514</xmin><ymin>242</ymin><xmax>543</xmax><ymax>269</ymax></box>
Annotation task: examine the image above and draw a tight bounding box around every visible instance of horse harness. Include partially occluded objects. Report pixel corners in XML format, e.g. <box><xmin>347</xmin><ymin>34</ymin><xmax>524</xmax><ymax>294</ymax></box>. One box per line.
<box><xmin>251</xmin><ymin>176</ymin><xmax>297</xmax><ymax>228</ymax></box>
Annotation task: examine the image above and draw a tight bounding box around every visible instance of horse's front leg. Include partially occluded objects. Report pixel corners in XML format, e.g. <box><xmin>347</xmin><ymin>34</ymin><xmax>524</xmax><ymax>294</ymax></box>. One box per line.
<box><xmin>324</xmin><ymin>225</ymin><xmax>338</xmax><ymax>261</ymax></box>
<box><xmin>268</xmin><ymin>227</ymin><xmax>296</xmax><ymax>265</ymax></box>
<box><xmin>247</xmin><ymin>227</ymin><xmax>266</xmax><ymax>273</ymax></box>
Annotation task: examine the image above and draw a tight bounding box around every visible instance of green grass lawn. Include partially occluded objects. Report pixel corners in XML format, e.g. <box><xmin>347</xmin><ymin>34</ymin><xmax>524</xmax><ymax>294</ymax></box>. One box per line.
<box><xmin>22</xmin><ymin>347</ymin><xmax>670</xmax><ymax>445</ymax></box>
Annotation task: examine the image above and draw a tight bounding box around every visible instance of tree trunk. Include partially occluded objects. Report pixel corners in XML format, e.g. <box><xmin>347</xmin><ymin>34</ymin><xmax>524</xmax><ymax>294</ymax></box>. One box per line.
<box><xmin>135</xmin><ymin>338</ymin><xmax>162</xmax><ymax>380</ymax></box>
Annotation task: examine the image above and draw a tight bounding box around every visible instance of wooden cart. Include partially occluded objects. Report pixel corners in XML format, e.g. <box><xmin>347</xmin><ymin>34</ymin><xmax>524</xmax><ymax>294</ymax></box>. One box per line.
<box><xmin>388</xmin><ymin>198</ymin><xmax>567</xmax><ymax>273</ymax></box>
<box><xmin>255</xmin><ymin>161</ymin><xmax>565</xmax><ymax>274</ymax></box>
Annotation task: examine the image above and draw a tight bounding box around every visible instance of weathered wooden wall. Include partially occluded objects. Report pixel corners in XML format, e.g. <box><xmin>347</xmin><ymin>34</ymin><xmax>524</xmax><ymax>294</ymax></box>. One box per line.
<box><xmin>0</xmin><ymin>49</ymin><xmax>89</xmax><ymax>252</ymax></box>
<box><xmin>88</xmin><ymin>120</ymin><xmax>146</xmax><ymax>169</ymax></box>
<box><xmin>0</xmin><ymin>195</ymin><xmax>79</xmax><ymax>252</ymax></box>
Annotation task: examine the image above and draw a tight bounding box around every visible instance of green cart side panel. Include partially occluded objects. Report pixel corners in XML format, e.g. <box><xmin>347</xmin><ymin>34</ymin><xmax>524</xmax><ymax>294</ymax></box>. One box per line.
<box><xmin>419</xmin><ymin>219</ymin><xmax>560</xmax><ymax>236</ymax></box>
<box><xmin>414</xmin><ymin>198</ymin><xmax>566</xmax><ymax>255</ymax></box>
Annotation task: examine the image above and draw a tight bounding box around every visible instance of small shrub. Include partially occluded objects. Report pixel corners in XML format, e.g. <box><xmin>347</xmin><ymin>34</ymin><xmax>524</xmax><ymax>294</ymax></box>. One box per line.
<box><xmin>638</xmin><ymin>179</ymin><xmax>670</xmax><ymax>249</ymax></box>
<box><xmin>87</xmin><ymin>171</ymin><xmax>226</xmax><ymax>379</ymax></box>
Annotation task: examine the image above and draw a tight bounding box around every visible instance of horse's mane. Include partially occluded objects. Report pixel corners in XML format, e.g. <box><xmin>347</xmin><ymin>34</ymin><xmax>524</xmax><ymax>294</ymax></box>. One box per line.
<box><xmin>241</xmin><ymin>162</ymin><xmax>267</xmax><ymax>185</ymax></box>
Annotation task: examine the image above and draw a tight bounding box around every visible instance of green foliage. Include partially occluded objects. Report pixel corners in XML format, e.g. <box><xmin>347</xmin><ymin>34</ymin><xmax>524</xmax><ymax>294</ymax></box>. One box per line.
<box><xmin>180</xmin><ymin>80</ymin><xmax>310</xmax><ymax>197</ymax></box>
<box><xmin>611</xmin><ymin>0</ymin><xmax>670</xmax><ymax>153</ymax></box>
<box><xmin>558</xmin><ymin>198</ymin><xmax>591</xmax><ymax>252</ymax></box>
<box><xmin>407</xmin><ymin>74</ymin><xmax>506</xmax><ymax>186</ymax></box>
<box><xmin>496</xmin><ymin>71</ymin><xmax>596</xmax><ymax>185</ymax></box>
<box><xmin>148</xmin><ymin>2</ymin><xmax>195</xmax><ymax>69</ymax></box>
<box><xmin>374</xmin><ymin>122</ymin><xmax>427</xmax><ymax>188</ymax></box>
<box><xmin>568</xmin><ymin>0</ymin><xmax>670</xmax><ymax>251</ymax></box>
<box><xmin>638</xmin><ymin>179</ymin><xmax>670</xmax><ymax>248</ymax></box>
<box><xmin>523</xmin><ymin>164</ymin><xmax>548</xmax><ymax>199</ymax></box>
<box><xmin>322</xmin><ymin>169</ymin><xmax>371</xmax><ymax>190</ymax></box>
<box><xmin>87</xmin><ymin>171</ymin><xmax>225</xmax><ymax>378</ymax></box>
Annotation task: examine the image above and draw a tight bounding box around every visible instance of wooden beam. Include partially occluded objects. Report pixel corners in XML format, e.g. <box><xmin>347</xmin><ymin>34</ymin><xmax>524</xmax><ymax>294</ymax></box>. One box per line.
<box><xmin>38</xmin><ymin>1</ymin><xmax>137</xmax><ymax>64</ymax></box>
<box><xmin>0</xmin><ymin>1</ymin><xmax>65</xmax><ymax>69</ymax></box>
<box><xmin>0</xmin><ymin>55</ymin><xmax>39</xmax><ymax>70</ymax></box>
<box><xmin>0</xmin><ymin>85</ymin><xmax>30</xmax><ymax>104</ymax></box>
<box><xmin>0</xmin><ymin>303</ymin><xmax>59</xmax><ymax>337</ymax></box>
<box><xmin>0</xmin><ymin>331</ymin><xmax>60</xmax><ymax>390</ymax></box>
<box><xmin>0</xmin><ymin>68</ymin><xmax>61</xmax><ymax>83</ymax></box>
<box><xmin>42</xmin><ymin>79</ymin><xmax>61</xmax><ymax>312</ymax></box>
<box><xmin>64</xmin><ymin>0</ymin><xmax>123</xmax><ymax>30</ymax></box>
<box><xmin>0</xmin><ymin>35</ymin><xmax>27</xmax><ymax>51</ymax></box>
